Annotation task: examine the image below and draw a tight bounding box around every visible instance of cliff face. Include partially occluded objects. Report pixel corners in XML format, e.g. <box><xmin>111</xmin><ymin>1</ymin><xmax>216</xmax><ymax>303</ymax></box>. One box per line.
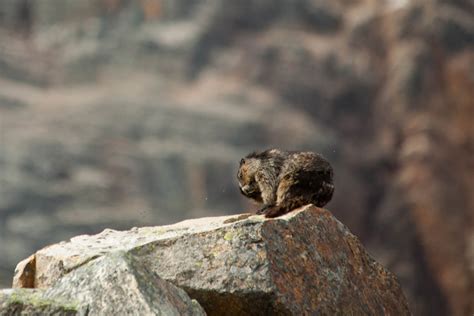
<box><xmin>4</xmin><ymin>206</ymin><xmax>410</xmax><ymax>315</ymax></box>
<box><xmin>0</xmin><ymin>0</ymin><xmax>472</xmax><ymax>315</ymax></box>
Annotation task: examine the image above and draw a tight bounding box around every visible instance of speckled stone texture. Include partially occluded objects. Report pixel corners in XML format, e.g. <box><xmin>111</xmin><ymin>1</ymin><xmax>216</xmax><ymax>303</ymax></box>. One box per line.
<box><xmin>43</xmin><ymin>252</ymin><xmax>206</xmax><ymax>316</ymax></box>
<box><xmin>13</xmin><ymin>205</ymin><xmax>410</xmax><ymax>315</ymax></box>
<box><xmin>5</xmin><ymin>253</ymin><xmax>205</xmax><ymax>315</ymax></box>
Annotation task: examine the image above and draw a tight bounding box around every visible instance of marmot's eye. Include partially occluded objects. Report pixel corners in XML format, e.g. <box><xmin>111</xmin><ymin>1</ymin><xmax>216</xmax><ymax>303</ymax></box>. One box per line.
<box><xmin>240</xmin><ymin>158</ymin><xmax>245</xmax><ymax>165</ymax></box>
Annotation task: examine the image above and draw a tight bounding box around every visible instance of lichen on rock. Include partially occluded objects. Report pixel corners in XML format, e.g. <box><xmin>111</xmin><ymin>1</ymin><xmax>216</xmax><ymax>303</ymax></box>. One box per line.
<box><xmin>0</xmin><ymin>288</ymin><xmax>79</xmax><ymax>315</ymax></box>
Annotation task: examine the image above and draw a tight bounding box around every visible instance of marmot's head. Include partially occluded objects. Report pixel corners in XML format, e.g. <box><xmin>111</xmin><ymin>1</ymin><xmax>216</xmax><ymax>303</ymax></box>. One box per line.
<box><xmin>237</xmin><ymin>156</ymin><xmax>262</xmax><ymax>202</ymax></box>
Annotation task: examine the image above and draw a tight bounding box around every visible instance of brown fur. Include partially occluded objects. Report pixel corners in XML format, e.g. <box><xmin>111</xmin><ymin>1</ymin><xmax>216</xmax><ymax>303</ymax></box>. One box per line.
<box><xmin>237</xmin><ymin>149</ymin><xmax>334</xmax><ymax>218</ymax></box>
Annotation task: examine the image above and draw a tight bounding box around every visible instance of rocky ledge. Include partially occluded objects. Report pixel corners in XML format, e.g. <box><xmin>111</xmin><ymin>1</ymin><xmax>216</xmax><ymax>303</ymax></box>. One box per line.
<box><xmin>2</xmin><ymin>205</ymin><xmax>410</xmax><ymax>315</ymax></box>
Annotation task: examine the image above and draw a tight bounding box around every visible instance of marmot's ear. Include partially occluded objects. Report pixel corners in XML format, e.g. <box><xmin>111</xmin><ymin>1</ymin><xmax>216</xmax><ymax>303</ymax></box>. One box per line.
<box><xmin>240</xmin><ymin>158</ymin><xmax>245</xmax><ymax>165</ymax></box>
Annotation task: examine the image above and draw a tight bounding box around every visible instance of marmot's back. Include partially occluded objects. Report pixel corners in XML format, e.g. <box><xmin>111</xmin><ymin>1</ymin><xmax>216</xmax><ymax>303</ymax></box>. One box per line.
<box><xmin>278</xmin><ymin>151</ymin><xmax>334</xmax><ymax>209</ymax></box>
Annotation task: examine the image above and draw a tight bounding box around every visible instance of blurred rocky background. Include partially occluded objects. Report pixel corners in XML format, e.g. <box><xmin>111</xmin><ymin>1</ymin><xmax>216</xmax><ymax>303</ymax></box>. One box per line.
<box><xmin>0</xmin><ymin>0</ymin><xmax>472</xmax><ymax>315</ymax></box>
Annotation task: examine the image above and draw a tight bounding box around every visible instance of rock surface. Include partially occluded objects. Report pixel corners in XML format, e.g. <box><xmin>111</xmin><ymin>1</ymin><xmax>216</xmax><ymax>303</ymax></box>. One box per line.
<box><xmin>13</xmin><ymin>206</ymin><xmax>410</xmax><ymax>315</ymax></box>
<box><xmin>4</xmin><ymin>252</ymin><xmax>205</xmax><ymax>315</ymax></box>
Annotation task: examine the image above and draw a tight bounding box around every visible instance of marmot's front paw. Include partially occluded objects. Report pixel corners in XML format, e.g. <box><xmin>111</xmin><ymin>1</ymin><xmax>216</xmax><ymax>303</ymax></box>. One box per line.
<box><xmin>256</xmin><ymin>205</ymin><xmax>269</xmax><ymax>215</ymax></box>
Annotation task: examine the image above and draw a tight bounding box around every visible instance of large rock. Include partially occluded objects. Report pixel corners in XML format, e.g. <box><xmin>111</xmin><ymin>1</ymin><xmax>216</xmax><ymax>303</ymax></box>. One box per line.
<box><xmin>13</xmin><ymin>206</ymin><xmax>410</xmax><ymax>315</ymax></box>
<box><xmin>4</xmin><ymin>252</ymin><xmax>205</xmax><ymax>315</ymax></box>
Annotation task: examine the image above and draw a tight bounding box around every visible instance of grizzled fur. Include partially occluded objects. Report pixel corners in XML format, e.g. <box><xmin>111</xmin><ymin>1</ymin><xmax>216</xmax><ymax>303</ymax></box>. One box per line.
<box><xmin>237</xmin><ymin>149</ymin><xmax>334</xmax><ymax>218</ymax></box>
